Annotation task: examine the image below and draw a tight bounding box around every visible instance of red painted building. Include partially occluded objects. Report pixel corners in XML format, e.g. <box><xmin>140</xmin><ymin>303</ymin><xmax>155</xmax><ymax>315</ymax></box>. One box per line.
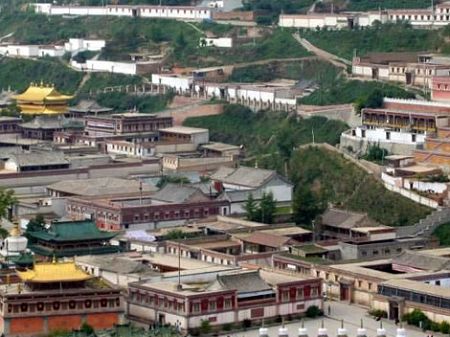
<box><xmin>127</xmin><ymin>269</ymin><xmax>322</xmax><ymax>332</ymax></box>
<box><xmin>431</xmin><ymin>76</ymin><xmax>450</xmax><ymax>102</ymax></box>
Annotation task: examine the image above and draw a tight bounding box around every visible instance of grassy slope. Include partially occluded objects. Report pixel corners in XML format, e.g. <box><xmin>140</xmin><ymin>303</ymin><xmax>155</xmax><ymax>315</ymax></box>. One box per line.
<box><xmin>183</xmin><ymin>104</ymin><xmax>348</xmax><ymax>156</ymax></box>
<box><xmin>302</xmin><ymin>22</ymin><xmax>443</xmax><ymax>60</ymax></box>
<box><xmin>299</xmin><ymin>78</ymin><xmax>415</xmax><ymax>105</ymax></box>
<box><xmin>433</xmin><ymin>223</ymin><xmax>450</xmax><ymax>246</ymax></box>
<box><xmin>0</xmin><ymin>58</ymin><xmax>82</xmax><ymax>93</ymax></box>
<box><xmin>347</xmin><ymin>0</ymin><xmax>431</xmax><ymax>11</ymax></box>
<box><xmin>289</xmin><ymin>146</ymin><xmax>431</xmax><ymax>226</ymax></box>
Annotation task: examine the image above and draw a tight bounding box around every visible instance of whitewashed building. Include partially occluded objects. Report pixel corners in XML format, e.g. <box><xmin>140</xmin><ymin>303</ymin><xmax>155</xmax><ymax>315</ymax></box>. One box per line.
<box><xmin>33</xmin><ymin>3</ymin><xmax>212</xmax><ymax>21</ymax></box>
<box><xmin>64</xmin><ymin>38</ymin><xmax>106</xmax><ymax>53</ymax></box>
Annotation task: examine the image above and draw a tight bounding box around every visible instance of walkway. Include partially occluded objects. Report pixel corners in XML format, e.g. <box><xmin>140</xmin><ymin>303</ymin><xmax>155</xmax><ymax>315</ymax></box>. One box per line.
<box><xmin>292</xmin><ymin>33</ymin><xmax>351</xmax><ymax>70</ymax></box>
<box><xmin>220</xmin><ymin>301</ymin><xmax>442</xmax><ymax>337</ymax></box>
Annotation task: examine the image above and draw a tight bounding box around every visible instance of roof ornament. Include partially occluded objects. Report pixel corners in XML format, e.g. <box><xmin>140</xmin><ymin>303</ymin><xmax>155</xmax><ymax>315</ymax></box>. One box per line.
<box><xmin>298</xmin><ymin>319</ymin><xmax>308</xmax><ymax>337</ymax></box>
<box><xmin>337</xmin><ymin>320</ymin><xmax>348</xmax><ymax>337</ymax></box>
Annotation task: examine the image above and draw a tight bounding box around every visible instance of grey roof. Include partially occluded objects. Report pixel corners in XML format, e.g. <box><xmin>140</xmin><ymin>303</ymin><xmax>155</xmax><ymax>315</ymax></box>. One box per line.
<box><xmin>393</xmin><ymin>250</ymin><xmax>450</xmax><ymax>271</ymax></box>
<box><xmin>208</xmin><ymin>270</ymin><xmax>274</xmax><ymax>295</ymax></box>
<box><xmin>47</xmin><ymin>177</ymin><xmax>158</xmax><ymax>197</ymax></box>
<box><xmin>69</xmin><ymin>100</ymin><xmax>112</xmax><ymax>113</ymax></box>
<box><xmin>152</xmin><ymin>183</ymin><xmax>206</xmax><ymax>203</ymax></box>
<box><xmin>190</xmin><ymin>182</ymin><xmax>219</xmax><ymax>196</ymax></box>
<box><xmin>0</xmin><ymin>91</ymin><xmax>16</xmax><ymax>106</ymax></box>
<box><xmin>21</xmin><ymin>116</ymin><xmax>64</xmax><ymax>130</ymax></box>
<box><xmin>76</xmin><ymin>254</ymin><xmax>157</xmax><ymax>275</ymax></box>
<box><xmin>0</xmin><ymin>147</ymin><xmax>23</xmax><ymax>160</ymax></box>
<box><xmin>320</xmin><ymin>208</ymin><xmax>375</xmax><ymax>229</ymax></box>
<box><xmin>8</xmin><ymin>151</ymin><xmax>68</xmax><ymax>167</ymax></box>
<box><xmin>211</xmin><ymin>166</ymin><xmax>278</xmax><ymax>188</ymax></box>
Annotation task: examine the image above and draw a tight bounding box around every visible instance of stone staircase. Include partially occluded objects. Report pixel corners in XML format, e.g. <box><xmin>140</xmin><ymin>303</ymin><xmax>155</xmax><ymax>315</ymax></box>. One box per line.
<box><xmin>397</xmin><ymin>207</ymin><xmax>450</xmax><ymax>238</ymax></box>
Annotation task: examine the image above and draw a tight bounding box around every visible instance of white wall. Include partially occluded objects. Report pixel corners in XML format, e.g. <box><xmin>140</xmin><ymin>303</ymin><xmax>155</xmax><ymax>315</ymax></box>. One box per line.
<box><xmin>200</xmin><ymin>37</ymin><xmax>233</xmax><ymax>48</ymax></box>
<box><xmin>151</xmin><ymin>74</ymin><xmax>192</xmax><ymax>93</ymax></box>
<box><xmin>71</xmin><ymin>60</ymin><xmax>137</xmax><ymax>75</ymax></box>
<box><xmin>355</xmin><ymin>127</ymin><xmax>426</xmax><ymax>145</ymax></box>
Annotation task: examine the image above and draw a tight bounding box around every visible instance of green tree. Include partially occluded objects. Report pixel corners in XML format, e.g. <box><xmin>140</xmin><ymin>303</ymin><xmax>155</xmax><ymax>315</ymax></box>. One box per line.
<box><xmin>25</xmin><ymin>214</ymin><xmax>46</xmax><ymax>234</ymax></box>
<box><xmin>165</xmin><ymin>229</ymin><xmax>185</xmax><ymax>240</ymax></box>
<box><xmin>0</xmin><ymin>189</ymin><xmax>16</xmax><ymax>219</ymax></box>
<box><xmin>244</xmin><ymin>193</ymin><xmax>258</xmax><ymax>221</ymax></box>
<box><xmin>293</xmin><ymin>186</ymin><xmax>324</xmax><ymax>226</ymax></box>
<box><xmin>200</xmin><ymin>320</ymin><xmax>211</xmax><ymax>334</ymax></box>
<box><xmin>257</xmin><ymin>192</ymin><xmax>276</xmax><ymax>224</ymax></box>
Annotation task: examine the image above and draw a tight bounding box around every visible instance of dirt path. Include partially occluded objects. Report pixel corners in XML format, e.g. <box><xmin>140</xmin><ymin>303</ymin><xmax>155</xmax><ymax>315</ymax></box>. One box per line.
<box><xmin>292</xmin><ymin>33</ymin><xmax>351</xmax><ymax>71</ymax></box>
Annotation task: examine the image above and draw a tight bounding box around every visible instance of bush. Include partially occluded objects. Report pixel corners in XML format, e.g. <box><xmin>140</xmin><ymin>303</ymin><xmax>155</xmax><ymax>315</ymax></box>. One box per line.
<box><xmin>275</xmin><ymin>315</ymin><xmax>283</xmax><ymax>323</ymax></box>
<box><xmin>223</xmin><ymin>323</ymin><xmax>234</xmax><ymax>331</ymax></box>
<box><xmin>305</xmin><ymin>305</ymin><xmax>323</xmax><ymax>318</ymax></box>
<box><xmin>368</xmin><ymin>309</ymin><xmax>388</xmax><ymax>319</ymax></box>
<box><xmin>80</xmin><ymin>322</ymin><xmax>94</xmax><ymax>335</ymax></box>
<box><xmin>200</xmin><ymin>320</ymin><xmax>212</xmax><ymax>334</ymax></box>
<box><xmin>242</xmin><ymin>319</ymin><xmax>252</xmax><ymax>329</ymax></box>
<box><xmin>440</xmin><ymin>321</ymin><xmax>450</xmax><ymax>334</ymax></box>
<box><xmin>431</xmin><ymin>321</ymin><xmax>441</xmax><ymax>332</ymax></box>
<box><xmin>403</xmin><ymin>309</ymin><xmax>429</xmax><ymax>327</ymax></box>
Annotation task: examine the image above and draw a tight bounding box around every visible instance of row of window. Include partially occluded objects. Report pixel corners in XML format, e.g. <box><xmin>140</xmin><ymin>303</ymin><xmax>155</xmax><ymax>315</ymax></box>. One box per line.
<box><xmin>129</xmin><ymin>292</ymin><xmax>233</xmax><ymax>313</ymax></box>
<box><xmin>379</xmin><ymin>286</ymin><xmax>450</xmax><ymax>309</ymax></box>
<box><xmin>132</xmin><ymin>208</ymin><xmax>216</xmax><ymax>222</ymax></box>
<box><xmin>6</xmin><ymin>298</ymin><xmax>120</xmax><ymax>314</ymax></box>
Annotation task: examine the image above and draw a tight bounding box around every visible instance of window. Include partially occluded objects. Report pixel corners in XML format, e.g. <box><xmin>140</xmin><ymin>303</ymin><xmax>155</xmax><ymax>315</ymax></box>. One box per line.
<box><xmin>358</xmin><ymin>280</ymin><xmax>362</xmax><ymax>288</ymax></box>
<box><xmin>192</xmin><ymin>303</ymin><xmax>200</xmax><ymax>313</ymax></box>
<box><xmin>209</xmin><ymin>301</ymin><xmax>216</xmax><ymax>311</ymax></box>
<box><xmin>282</xmin><ymin>291</ymin><xmax>289</xmax><ymax>301</ymax></box>
<box><xmin>386</xmin><ymin>131</ymin><xmax>390</xmax><ymax>140</ymax></box>
<box><xmin>297</xmin><ymin>288</ymin><xmax>304</xmax><ymax>299</ymax></box>
<box><xmin>311</xmin><ymin>287</ymin><xmax>319</xmax><ymax>297</ymax></box>
<box><xmin>368</xmin><ymin>283</ymin><xmax>372</xmax><ymax>290</ymax></box>
<box><xmin>373</xmin><ymin>250</ymin><xmax>379</xmax><ymax>255</ymax></box>
<box><xmin>224</xmin><ymin>299</ymin><xmax>232</xmax><ymax>309</ymax></box>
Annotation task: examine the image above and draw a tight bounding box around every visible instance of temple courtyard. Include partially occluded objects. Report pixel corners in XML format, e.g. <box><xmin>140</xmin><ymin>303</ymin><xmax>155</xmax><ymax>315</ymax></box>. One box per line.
<box><xmin>220</xmin><ymin>301</ymin><xmax>442</xmax><ymax>337</ymax></box>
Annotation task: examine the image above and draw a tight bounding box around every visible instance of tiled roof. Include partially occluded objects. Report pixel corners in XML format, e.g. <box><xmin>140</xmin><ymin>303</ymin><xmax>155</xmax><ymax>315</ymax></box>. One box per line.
<box><xmin>211</xmin><ymin>166</ymin><xmax>278</xmax><ymax>188</ymax></box>
<box><xmin>240</xmin><ymin>232</ymin><xmax>295</xmax><ymax>248</ymax></box>
<box><xmin>208</xmin><ymin>270</ymin><xmax>273</xmax><ymax>294</ymax></box>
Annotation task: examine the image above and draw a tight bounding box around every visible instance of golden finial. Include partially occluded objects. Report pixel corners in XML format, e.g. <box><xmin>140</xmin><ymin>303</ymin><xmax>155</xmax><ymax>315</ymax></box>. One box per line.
<box><xmin>9</xmin><ymin>219</ymin><xmax>21</xmax><ymax>237</ymax></box>
<box><xmin>52</xmin><ymin>254</ymin><xmax>56</xmax><ymax>264</ymax></box>
<box><xmin>40</xmin><ymin>80</ymin><xmax>44</xmax><ymax>87</ymax></box>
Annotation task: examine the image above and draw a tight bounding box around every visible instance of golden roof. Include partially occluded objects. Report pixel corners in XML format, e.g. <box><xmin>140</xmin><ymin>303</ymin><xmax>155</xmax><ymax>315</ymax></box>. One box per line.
<box><xmin>9</xmin><ymin>221</ymin><xmax>21</xmax><ymax>237</ymax></box>
<box><xmin>17</xmin><ymin>261</ymin><xmax>92</xmax><ymax>283</ymax></box>
<box><xmin>14</xmin><ymin>83</ymin><xmax>73</xmax><ymax>103</ymax></box>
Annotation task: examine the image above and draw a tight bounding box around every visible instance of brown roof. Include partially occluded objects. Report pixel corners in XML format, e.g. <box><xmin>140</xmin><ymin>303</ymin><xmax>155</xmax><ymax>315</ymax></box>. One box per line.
<box><xmin>358</xmin><ymin>52</ymin><xmax>420</xmax><ymax>65</ymax></box>
<box><xmin>320</xmin><ymin>208</ymin><xmax>376</xmax><ymax>229</ymax></box>
<box><xmin>240</xmin><ymin>232</ymin><xmax>296</xmax><ymax>248</ymax></box>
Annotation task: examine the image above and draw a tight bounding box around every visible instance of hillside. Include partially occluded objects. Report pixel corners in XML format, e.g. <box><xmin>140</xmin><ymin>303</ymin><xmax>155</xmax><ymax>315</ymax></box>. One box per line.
<box><xmin>0</xmin><ymin>12</ymin><xmax>309</xmax><ymax>67</ymax></box>
<box><xmin>184</xmin><ymin>104</ymin><xmax>348</xmax><ymax>157</ymax></box>
<box><xmin>298</xmin><ymin>78</ymin><xmax>415</xmax><ymax>106</ymax></box>
<box><xmin>289</xmin><ymin>146</ymin><xmax>431</xmax><ymax>227</ymax></box>
<box><xmin>0</xmin><ymin>58</ymin><xmax>82</xmax><ymax>93</ymax></box>
<box><xmin>302</xmin><ymin>22</ymin><xmax>444</xmax><ymax>60</ymax></box>
<box><xmin>184</xmin><ymin>104</ymin><xmax>431</xmax><ymax>227</ymax></box>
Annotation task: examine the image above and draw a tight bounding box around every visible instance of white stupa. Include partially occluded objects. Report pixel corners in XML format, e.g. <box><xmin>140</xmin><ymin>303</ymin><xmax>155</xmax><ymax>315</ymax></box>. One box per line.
<box><xmin>0</xmin><ymin>221</ymin><xmax>28</xmax><ymax>258</ymax></box>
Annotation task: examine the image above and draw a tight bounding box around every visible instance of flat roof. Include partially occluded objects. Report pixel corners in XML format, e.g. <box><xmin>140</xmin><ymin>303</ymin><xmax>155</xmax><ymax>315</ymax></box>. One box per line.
<box><xmin>194</xmin><ymin>240</ymin><xmax>241</xmax><ymax>250</ymax></box>
<box><xmin>201</xmin><ymin>142</ymin><xmax>240</xmax><ymax>152</ymax></box>
<box><xmin>385</xmin><ymin>155</ymin><xmax>414</xmax><ymax>160</ymax></box>
<box><xmin>159</xmin><ymin>126</ymin><xmax>208</xmax><ymax>135</ymax></box>
<box><xmin>260</xmin><ymin>226</ymin><xmax>311</xmax><ymax>236</ymax></box>
<box><xmin>382</xmin><ymin>278</ymin><xmax>450</xmax><ymax>299</ymax></box>
<box><xmin>351</xmin><ymin>226</ymin><xmax>395</xmax><ymax>234</ymax></box>
<box><xmin>397</xmin><ymin>165</ymin><xmax>441</xmax><ymax>174</ymax></box>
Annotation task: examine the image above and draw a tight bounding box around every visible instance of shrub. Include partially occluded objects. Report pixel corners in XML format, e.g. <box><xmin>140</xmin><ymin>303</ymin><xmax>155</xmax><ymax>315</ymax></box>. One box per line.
<box><xmin>431</xmin><ymin>321</ymin><xmax>441</xmax><ymax>332</ymax></box>
<box><xmin>242</xmin><ymin>319</ymin><xmax>252</xmax><ymax>329</ymax></box>
<box><xmin>368</xmin><ymin>309</ymin><xmax>388</xmax><ymax>319</ymax></box>
<box><xmin>200</xmin><ymin>320</ymin><xmax>212</xmax><ymax>334</ymax></box>
<box><xmin>275</xmin><ymin>315</ymin><xmax>283</xmax><ymax>323</ymax></box>
<box><xmin>80</xmin><ymin>322</ymin><xmax>94</xmax><ymax>335</ymax></box>
<box><xmin>403</xmin><ymin>309</ymin><xmax>429</xmax><ymax>327</ymax></box>
<box><xmin>440</xmin><ymin>321</ymin><xmax>450</xmax><ymax>334</ymax></box>
<box><xmin>305</xmin><ymin>305</ymin><xmax>323</xmax><ymax>318</ymax></box>
<box><xmin>223</xmin><ymin>323</ymin><xmax>234</xmax><ymax>331</ymax></box>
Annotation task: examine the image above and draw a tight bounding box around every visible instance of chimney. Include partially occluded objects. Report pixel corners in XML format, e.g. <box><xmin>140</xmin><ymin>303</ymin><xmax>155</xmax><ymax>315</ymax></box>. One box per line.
<box><xmin>377</xmin><ymin>321</ymin><xmax>387</xmax><ymax>337</ymax></box>
<box><xmin>337</xmin><ymin>320</ymin><xmax>347</xmax><ymax>337</ymax></box>
<box><xmin>298</xmin><ymin>320</ymin><xmax>308</xmax><ymax>337</ymax></box>
<box><xmin>357</xmin><ymin>320</ymin><xmax>367</xmax><ymax>337</ymax></box>
<box><xmin>318</xmin><ymin>321</ymin><xmax>328</xmax><ymax>337</ymax></box>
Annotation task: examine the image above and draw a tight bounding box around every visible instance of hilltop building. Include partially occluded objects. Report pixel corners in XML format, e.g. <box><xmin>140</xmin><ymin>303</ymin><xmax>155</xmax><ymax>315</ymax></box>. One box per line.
<box><xmin>14</xmin><ymin>82</ymin><xmax>73</xmax><ymax>115</ymax></box>
<box><xmin>0</xmin><ymin>260</ymin><xmax>123</xmax><ymax>336</ymax></box>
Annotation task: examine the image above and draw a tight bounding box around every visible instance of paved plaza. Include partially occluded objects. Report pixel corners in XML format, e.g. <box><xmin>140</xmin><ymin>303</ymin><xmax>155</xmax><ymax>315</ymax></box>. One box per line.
<box><xmin>220</xmin><ymin>301</ymin><xmax>439</xmax><ymax>337</ymax></box>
